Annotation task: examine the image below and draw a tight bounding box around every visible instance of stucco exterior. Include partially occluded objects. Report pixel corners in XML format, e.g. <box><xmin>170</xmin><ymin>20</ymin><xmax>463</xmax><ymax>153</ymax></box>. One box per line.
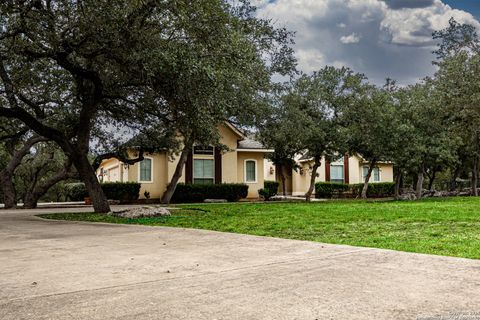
<box><xmin>97</xmin><ymin>123</ymin><xmax>270</xmax><ymax>200</ymax></box>
<box><xmin>237</xmin><ymin>152</ymin><xmax>265</xmax><ymax>198</ymax></box>
<box><xmin>265</xmin><ymin>155</ymin><xmax>394</xmax><ymax>196</ymax></box>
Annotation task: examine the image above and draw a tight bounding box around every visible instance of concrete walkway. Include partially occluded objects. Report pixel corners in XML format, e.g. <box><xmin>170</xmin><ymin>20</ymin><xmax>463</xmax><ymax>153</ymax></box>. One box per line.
<box><xmin>1</xmin><ymin>207</ymin><xmax>480</xmax><ymax>320</ymax></box>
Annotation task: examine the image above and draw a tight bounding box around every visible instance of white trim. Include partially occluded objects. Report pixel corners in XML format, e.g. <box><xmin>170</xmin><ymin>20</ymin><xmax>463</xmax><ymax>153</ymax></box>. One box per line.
<box><xmin>244</xmin><ymin>159</ymin><xmax>258</xmax><ymax>183</ymax></box>
<box><xmin>362</xmin><ymin>165</ymin><xmax>381</xmax><ymax>183</ymax></box>
<box><xmin>138</xmin><ymin>157</ymin><xmax>154</xmax><ymax>183</ymax></box>
<box><xmin>225</xmin><ymin>122</ymin><xmax>246</xmax><ymax>139</ymax></box>
<box><xmin>237</xmin><ymin>149</ymin><xmax>274</xmax><ymax>153</ymax></box>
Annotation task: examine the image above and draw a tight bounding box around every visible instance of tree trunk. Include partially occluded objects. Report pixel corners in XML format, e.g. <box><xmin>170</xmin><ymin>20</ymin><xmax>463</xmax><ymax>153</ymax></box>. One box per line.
<box><xmin>449</xmin><ymin>167</ymin><xmax>461</xmax><ymax>191</ymax></box>
<box><xmin>472</xmin><ymin>156</ymin><xmax>478</xmax><ymax>197</ymax></box>
<box><xmin>428</xmin><ymin>170</ymin><xmax>437</xmax><ymax>191</ymax></box>
<box><xmin>23</xmin><ymin>193</ymin><xmax>40</xmax><ymax>209</ymax></box>
<box><xmin>161</xmin><ymin>142</ymin><xmax>192</xmax><ymax>204</ymax></box>
<box><xmin>305</xmin><ymin>159</ymin><xmax>320</xmax><ymax>202</ymax></box>
<box><xmin>23</xmin><ymin>163</ymin><xmax>76</xmax><ymax>209</ymax></box>
<box><xmin>0</xmin><ymin>135</ymin><xmax>46</xmax><ymax>209</ymax></box>
<box><xmin>0</xmin><ymin>171</ymin><xmax>16</xmax><ymax>209</ymax></box>
<box><xmin>394</xmin><ymin>170</ymin><xmax>403</xmax><ymax>200</ymax></box>
<box><xmin>361</xmin><ymin>160</ymin><xmax>376</xmax><ymax>199</ymax></box>
<box><xmin>416</xmin><ymin>165</ymin><xmax>424</xmax><ymax>200</ymax></box>
<box><xmin>278</xmin><ymin>164</ymin><xmax>287</xmax><ymax>196</ymax></box>
<box><xmin>72</xmin><ymin>152</ymin><xmax>110</xmax><ymax>213</ymax></box>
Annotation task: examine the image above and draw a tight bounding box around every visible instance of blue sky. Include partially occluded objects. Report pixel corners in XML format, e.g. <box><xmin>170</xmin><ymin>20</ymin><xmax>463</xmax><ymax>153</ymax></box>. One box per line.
<box><xmin>443</xmin><ymin>1</ymin><xmax>480</xmax><ymax>19</ymax></box>
<box><xmin>255</xmin><ymin>0</ymin><xmax>480</xmax><ymax>85</ymax></box>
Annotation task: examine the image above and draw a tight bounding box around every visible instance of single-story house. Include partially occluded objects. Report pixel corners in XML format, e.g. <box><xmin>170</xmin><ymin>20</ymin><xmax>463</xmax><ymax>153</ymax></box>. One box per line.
<box><xmin>97</xmin><ymin>123</ymin><xmax>273</xmax><ymax>199</ymax></box>
<box><xmin>264</xmin><ymin>154</ymin><xmax>394</xmax><ymax>196</ymax></box>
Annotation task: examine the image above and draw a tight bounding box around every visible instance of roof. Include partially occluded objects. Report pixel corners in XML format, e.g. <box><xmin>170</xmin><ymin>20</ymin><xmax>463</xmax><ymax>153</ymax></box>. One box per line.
<box><xmin>237</xmin><ymin>137</ymin><xmax>273</xmax><ymax>152</ymax></box>
<box><xmin>298</xmin><ymin>153</ymin><xmax>313</xmax><ymax>162</ymax></box>
<box><xmin>225</xmin><ymin>121</ymin><xmax>246</xmax><ymax>139</ymax></box>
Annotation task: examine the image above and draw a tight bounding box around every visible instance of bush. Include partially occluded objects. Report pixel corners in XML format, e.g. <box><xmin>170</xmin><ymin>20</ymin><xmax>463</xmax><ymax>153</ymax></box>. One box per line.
<box><xmin>65</xmin><ymin>183</ymin><xmax>88</xmax><ymax>201</ymax></box>
<box><xmin>315</xmin><ymin>182</ymin><xmax>350</xmax><ymax>198</ymax></box>
<box><xmin>65</xmin><ymin>182</ymin><xmax>141</xmax><ymax>202</ymax></box>
<box><xmin>101</xmin><ymin>182</ymin><xmax>141</xmax><ymax>202</ymax></box>
<box><xmin>259</xmin><ymin>180</ymin><xmax>279</xmax><ymax>201</ymax></box>
<box><xmin>350</xmin><ymin>182</ymin><xmax>395</xmax><ymax>198</ymax></box>
<box><xmin>171</xmin><ymin>183</ymin><xmax>249</xmax><ymax>203</ymax></box>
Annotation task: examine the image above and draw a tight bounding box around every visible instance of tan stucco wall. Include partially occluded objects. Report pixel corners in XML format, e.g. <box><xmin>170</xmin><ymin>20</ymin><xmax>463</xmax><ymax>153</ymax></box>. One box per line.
<box><xmin>283</xmin><ymin>155</ymin><xmax>394</xmax><ymax>195</ymax></box>
<box><xmin>166</xmin><ymin>152</ymin><xmax>185</xmax><ymax>185</ymax></box>
<box><xmin>218</xmin><ymin>124</ymin><xmax>239</xmax><ymax>183</ymax></box>
<box><xmin>264</xmin><ymin>159</ymin><xmax>276</xmax><ymax>182</ymax></box>
<box><xmin>97</xmin><ymin>158</ymin><xmax>122</xmax><ymax>183</ymax></box>
<box><xmin>98</xmin><ymin>124</ymin><xmax>268</xmax><ymax>201</ymax></box>
<box><xmin>237</xmin><ymin>152</ymin><xmax>265</xmax><ymax>198</ymax></box>
<box><xmin>378</xmin><ymin>163</ymin><xmax>394</xmax><ymax>182</ymax></box>
<box><xmin>127</xmin><ymin>152</ymin><xmax>168</xmax><ymax>199</ymax></box>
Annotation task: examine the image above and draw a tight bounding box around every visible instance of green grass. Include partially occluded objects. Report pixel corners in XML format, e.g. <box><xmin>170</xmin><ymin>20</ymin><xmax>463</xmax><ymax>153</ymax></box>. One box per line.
<box><xmin>38</xmin><ymin>197</ymin><xmax>480</xmax><ymax>259</ymax></box>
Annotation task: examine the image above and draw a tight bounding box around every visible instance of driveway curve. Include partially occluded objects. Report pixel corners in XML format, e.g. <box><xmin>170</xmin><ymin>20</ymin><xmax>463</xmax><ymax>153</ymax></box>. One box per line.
<box><xmin>1</xmin><ymin>207</ymin><xmax>480</xmax><ymax>320</ymax></box>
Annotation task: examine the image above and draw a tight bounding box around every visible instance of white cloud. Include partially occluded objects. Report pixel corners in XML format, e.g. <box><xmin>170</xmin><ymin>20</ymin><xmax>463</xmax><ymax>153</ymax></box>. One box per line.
<box><xmin>296</xmin><ymin>49</ymin><xmax>326</xmax><ymax>73</ymax></box>
<box><xmin>256</xmin><ymin>0</ymin><xmax>480</xmax><ymax>85</ymax></box>
<box><xmin>381</xmin><ymin>0</ymin><xmax>480</xmax><ymax>46</ymax></box>
<box><xmin>340</xmin><ymin>33</ymin><xmax>361</xmax><ymax>44</ymax></box>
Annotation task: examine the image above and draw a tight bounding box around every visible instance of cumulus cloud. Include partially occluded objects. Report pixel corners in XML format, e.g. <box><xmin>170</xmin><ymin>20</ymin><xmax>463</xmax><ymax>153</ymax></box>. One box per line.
<box><xmin>382</xmin><ymin>0</ymin><xmax>435</xmax><ymax>10</ymax></box>
<box><xmin>256</xmin><ymin>0</ymin><xmax>480</xmax><ymax>85</ymax></box>
<box><xmin>340</xmin><ymin>33</ymin><xmax>361</xmax><ymax>44</ymax></box>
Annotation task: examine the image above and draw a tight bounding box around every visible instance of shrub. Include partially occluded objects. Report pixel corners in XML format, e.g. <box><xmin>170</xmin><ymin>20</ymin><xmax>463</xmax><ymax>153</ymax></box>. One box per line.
<box><xmin>171</xmin><ymin>183</ymin><xmax>249</xmax><ymax>203</ymax></box>
<box><xmin>259</xmin><ymin>180</ymin><xmax>279</xmax><ymax>201</ymax></box>
<box><xmin>350</xmin><ymin>182</ymin><xmax>395</xmax><ymax>198</ymax></box>
<box><xmin>101</xmin><ymin>182</ymin><xmax>141</xmax><ymax>202</ymax></box>
<box><xmin>315</xmin><ymin>182</ymin><xmax>350</xmax><ymax>198</ymax></box>
<box><xmin>65</xmin><ymin>182</ymin><xmax>141</xmax><ymax>202</ymax></box>
<box><xmin>65</xmin><ymin>183</ymin><xmax>88</xmax><ymax>201</ymax></box>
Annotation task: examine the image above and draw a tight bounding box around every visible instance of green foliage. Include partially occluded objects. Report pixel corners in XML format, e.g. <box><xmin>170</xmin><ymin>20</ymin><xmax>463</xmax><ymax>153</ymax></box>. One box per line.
<box><xmin>101</xmin><ymin>182</ymin><xmax>141</xmax><ymax>202</ymax></box>
<box><xmin>65</xmin><ymin>183</ymin><xmax>89</xmax><ymax>201</ymax></box>
<box><xmin>314</xmin><ymin>182</ymin><xmax>395</xmax><ymax>198</ymax></box>
<box><xmin>258</xmin><ymin>180</ymin><xmax>279</xmax><ymax>200</ymax></box>
<box><xmin>171</xmin><ymin>183</ymin><xmax>249</xmax><ymax>203</ymax></box>
<box><xmin>66</xmin><ymin>182</ymin><xmax>141</xmax><ymax>202</ymax></box>
<box><xmin>350</xmin><ymin>183</ymin><xmax>395</xmax><ymax>198</ymax></box>
<box><xmin>315</xmin><ymin>182</ymin><xmax>350</xmax><ymax>198</ymax></box>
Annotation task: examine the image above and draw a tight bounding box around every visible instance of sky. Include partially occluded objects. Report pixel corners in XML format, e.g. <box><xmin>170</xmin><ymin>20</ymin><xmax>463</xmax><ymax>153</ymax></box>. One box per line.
<box><xmin>253</xmin><ymin>0</ymin><xmax>480</xmax><ymax>85</ymax></box>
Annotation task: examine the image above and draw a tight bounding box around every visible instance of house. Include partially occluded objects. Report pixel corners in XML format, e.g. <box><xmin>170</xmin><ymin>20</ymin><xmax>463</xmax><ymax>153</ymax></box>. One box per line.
<box><xmin>264</xmin><ymin>154</ymin><xmax>394</xmax><ymax>196</ymax></box>
<box><xmin>97</xmin><ymin>123</ymin><xmax>273</xmax><ymax>199</ymax></box>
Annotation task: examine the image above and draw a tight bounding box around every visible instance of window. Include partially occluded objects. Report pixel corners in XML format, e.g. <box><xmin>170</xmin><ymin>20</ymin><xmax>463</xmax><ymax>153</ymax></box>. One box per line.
<box><xmin>363</xmin><ymin>166</ymin><xmax>380</xmax><ymax>182</ymax></box>
<box><xmin>194</xmin><ymin>159</ymin><xmax>214</xmax><ymax>184</ymax></box>
<box><xmin>139</xmin><ymin>158</ymin><xmax>152</xmax><ymax>182</ymax></box>
<box><xmin>330</xmin><ymin>164</ymin><xmax>344</xmax><ymax>183</ymax></box>
<box><xmin>245</xmin><ymin>160</ymin><xmax>257</xmax><ymax>183</ymax></box>
<box><xmin>193</xmin><ymin>145</ymin><xmax>214</xmax><ymax>155</ymax></box>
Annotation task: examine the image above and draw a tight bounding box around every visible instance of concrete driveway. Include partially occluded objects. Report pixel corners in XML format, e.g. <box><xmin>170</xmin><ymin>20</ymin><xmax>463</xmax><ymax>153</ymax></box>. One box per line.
<box><xmin>1</xmin><ymin>207</ymin><xmax>480</xmax><ymax>320</ymax></box>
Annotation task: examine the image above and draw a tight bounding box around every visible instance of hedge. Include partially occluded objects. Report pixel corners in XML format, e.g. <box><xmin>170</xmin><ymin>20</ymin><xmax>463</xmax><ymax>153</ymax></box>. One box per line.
<box><xmin>315</xmin><ymin>182</ymin><xmax>395</xmax><ymax>199</ymax></box>
<box><xmin>171</xmin><ymin>183</ymin><xmax>249</xmax><ymax>203</ymax></box>
<box><xmin>350</xmin><ymin>182</ymin><xmax>395</xmax><ymax>198</ymax></box>
<box><xmin>259</xmin><ymin>180</ymin><xmax>279</xmax><ymax>201</ymax></box>
<box><xmin>315</xmin><ymin>182</ymin><xmax>350</xmax><ymax>198</ymax></box>
<box><xmin>65</xmin><ymin>182</ymin><xmax>141</xmax><ymax>202</ymax></box>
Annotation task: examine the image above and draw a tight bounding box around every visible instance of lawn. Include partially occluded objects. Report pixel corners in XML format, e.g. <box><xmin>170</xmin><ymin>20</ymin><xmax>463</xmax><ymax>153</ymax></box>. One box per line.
<box><xmin>39</xmin><ymin>197</ymin><xmax>480</xmax><ymax>259</ymax></box>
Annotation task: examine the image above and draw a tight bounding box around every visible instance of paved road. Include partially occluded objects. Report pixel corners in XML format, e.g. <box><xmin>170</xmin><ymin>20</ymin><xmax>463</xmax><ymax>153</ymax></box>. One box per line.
<box><xmin>1</xmin><ymin>207</ymin><xmax>480</xmax><ymax>320</ymax></box>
